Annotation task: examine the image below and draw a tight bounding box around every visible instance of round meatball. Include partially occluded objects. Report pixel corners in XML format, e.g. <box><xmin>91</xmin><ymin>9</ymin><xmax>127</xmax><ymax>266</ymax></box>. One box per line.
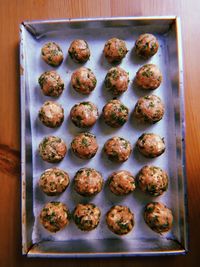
<box><xmin>70</xmin><ymin>101</ymin><xmax>99</xmax><ymax>128</ymax></box>
<box><xmin>108</xmin><ymin>170</ymin><xmax>136</xmax><ymax>195</ymax></box>
<box><xmin>38</xmin><ymin>101</ymin><xmax>64</xmax><ymax>128</ymax></box>
<box><xmin>135</xmin><ymin>33</ymin><xmax>159</xmax><ymax>58</ymax></box>
<box><xmin>144</xmin><ymin>202</ymin><xmax>173</xmax><ymax>234</ymax></box>
<box><xmin>135</xmin><ymin>64</ymin><xmax>162</xmax><ymax>90</ymax></box>
<box><xmin>102</xmin><ymin>99</ymin><xmax>129</xmax><ymax>128</ymax></box>
<box><xmin>73</xmin><ymin>203</ymin><xmax>101</xmax><ymax>231</ymax></box>
<box><xmin>39</xmin><ymin>168</ymin><xmax>70</xmax><ymax>196</ymax></box>
<box><xmin>74</xmin><ymin>168</ymin><xmax>103</xmax><ymax>196</ymax></box>
<box><xmin>136</xmin><ymin>133</ymin><xmax>165</xmax><ymax>158</ymax></box>
<box><xmin>104</xmin><ymin>136</ymin><xmax>132</xmax><ymax>162</ymax></box>
<box><xmin>39</xmin><ymin>136</ymin><xmax>67</xmax><ymax>163</ymax></box>
<box><xmin>41</xmin><ymin>42</ymin><xmax>63</xmax><ymax>66</ymax></box>
<box><xmin>68</xmin><ymin>39</ymin><xmax>90</xmax><ymax>63</ymax></box>
<box><xmin>40</xmin><ymin>202</ymin><xmax>70</xmax><ymax>232</ymax></box>
<box><xmin>104</xmin><ymin>67</ymin><xmax>129</xmax><ymax>95</ymax></box>
<box><xmin>133</xmin><ymin>95</ymin><xmax>164</xmax><ymax>123</ymax></box>
<box><xmin>137</xmin><ymin>166</ymin><xmax>168</xmax><ymax>196</ymax></box>
<box><xmin>71</xmin><ymin>132</ymin><xmax>98</xmax><ymax>159</ymax></box>
<box><xmin>71</xmin><ymin>67</ymin><xmax>97</xmax><ymax>95</ymax></box>
<box><xmin>38</xmin><ymin>71</ymin><xmax>64</xmax><ymax>97</ymax></box>
<box><xmin>106</xmin><ymin>205</ymin><xmax>134</xmax><ymax>235</ymax></box>
<box><xmin>103</xmin><ymin>38</ymin><xmax>128</xmax><ymax>63</ymax></box>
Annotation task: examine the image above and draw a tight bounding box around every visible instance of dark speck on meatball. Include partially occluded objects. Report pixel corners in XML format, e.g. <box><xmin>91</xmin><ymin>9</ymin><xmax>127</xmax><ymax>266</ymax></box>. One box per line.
<box><xmin>144</xmin><ymin>202</ymin><xmax>173</xmax><ymax>234</ymax></box>
<box><xmin>136</xmin><ymin>133</ymin><xmax>165</xmax><ymax>158</ymax></box>
<box><xmin>103</xmin><ymin>38</ymin><xmax>128</xmax><ymax>63</ymax></box>
<box><xmin>133</xmin><ymin>95</ymin><xmax>164</xmax><ymax>123</ymax></box>
<box><xmin>70</xmin><ymin>101</ymin><xmax>99</xmax><ymax>128</ymax></box>
<box><xmin>135</xmin><ymin>64</ymin><xmax>162</xmax><ymax>90</ymax></box>
<box><xmin>71</xmin><ymin>67</ymin><xmax>97</xmax><ymax>94</ymax></box>
<box><xmin>102</xmin><ymin>99</ymin><xmax>129</xmax><ymax>128</ymax></box>
<box><xmin>73</xmin><ymin>203</ymin><xmax>101</xmax><ymax>231</ymax></box>
<box><xmin>104</xmin><ymin>67</ymin><xmax>129</xmax><ymax>95</ymax></box>
<box><xmin>41</xmin><ymin>42</ymin><xmax>63</xmax><ymax>67</ymax></box>
<box><xmin>68</xmin><ymin>39</ymin><xmax>90</xmax><ymax>63</ymax></box>
<box><xmin>135</xmin><ymin>33</ymin><xmax>159</xmax><ymax>59</ymax></box>
<box><xmin>71</xmin><ymin>132</ymin><xmax>98</xmax><ymax>159</ymax></box>
<box><xmin>106</xmin><ymin>205</ymin><xmax>134</xmax><ymax>235</ymax></box>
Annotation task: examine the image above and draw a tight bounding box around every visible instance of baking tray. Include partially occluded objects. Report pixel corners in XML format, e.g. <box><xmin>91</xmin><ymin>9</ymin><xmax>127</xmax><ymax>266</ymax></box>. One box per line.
<box><xmin>20</xmin><ymin>16</ymin><xmax>188</xmax><ymax>257</ymax></box>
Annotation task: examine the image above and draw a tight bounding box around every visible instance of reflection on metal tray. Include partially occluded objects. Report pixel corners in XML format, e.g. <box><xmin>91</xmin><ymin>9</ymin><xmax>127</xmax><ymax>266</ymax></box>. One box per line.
<box><xmin>20</xmin><ymin>16</ymin><xmax>188</xmax><ymax>257</ymax></box>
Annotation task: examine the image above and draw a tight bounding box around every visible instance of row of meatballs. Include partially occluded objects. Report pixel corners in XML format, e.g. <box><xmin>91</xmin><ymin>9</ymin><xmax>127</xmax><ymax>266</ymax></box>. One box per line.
<box><xmin>39</xmin><ymin>166</ymin><xmax>168</xmax><ymax>197</ymax></box>
<box><xmin>39</xmin><ymin>97</ymin><xmax>164</xmax><ymax>129</ymax></box>
<box><xmin>38</xmin><ymin>64</ymin><xmax>162</xmax><ymax>97</ymax></box>
<box><xmin>41</xmin><ymin>34</ymin><xmax>159</xmax><ymax>67</ymax></box>
<box><xmin>38</xmin><ymin>133</ymin><xmax>165</xmax><ymax>163</ymax></box>
<box><xmin>39</xmin><ymin>201</ymin><xmax>173</xmax><ymax>235</ymax></box>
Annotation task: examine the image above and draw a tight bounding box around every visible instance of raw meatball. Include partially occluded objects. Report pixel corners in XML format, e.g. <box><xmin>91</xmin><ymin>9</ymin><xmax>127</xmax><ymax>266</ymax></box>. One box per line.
<box><xmin>108</xmin><ymin>170</ymin><xmax>136</xmax><ymax>195</ymax></box>
<box><xmin>40</xmin><ymin>202</ymin><xmax>70</xmax><ymax>232</ymax></box>
<box><xmin>104</xmin><ymin>67</ymin><xmax>129</xmax><ymax>95</ymax></box>
<box><xmin>106</xmin><ymin>205</ymin><xmax>134</xmax><ymax>235</ymax></box>
<box><xmin>135</xmin><ymin>33</ymin><xmax>159</xmax><ymax>58</ymax></box>
<box><xmin>39</xmin><ymin>168</ymin><xmax>70</xmax><ymax>196</ymax></box>
<box><xmin>70</xmin><ymin>101</ymin><xmax>99</xmax><ymax>128</ymax></box>
<box><xmin>73</xmin><ymin>203</ymin><xmax>101</xmax><ymax>231</ymax></box>
<box><xmin>38</xmin><ymin>71</ymin><xmax>64</xmax><ymax>97</ymax></box>
<box><xmin>71</xmin><ymin>67</ymin><xmax>97</xmax><ymax>94</ymax></box>
<box><xmin>103</xmin><ymin>38</ymin><xmax>128</xmax><ymax>63</ymax></box>
<box><xmin>133</xmin><ymin>95</ymin><xmax>164</xmax><ymax>123</ymax></box>
<box><xmin>136</xmin><ymin>133</ymin><xmax>165</xmax><ymax>158</ymax></box>
<box><xmin>38</xmin><ymin>101</ymin><xmax>64</xmax><ymax>128</ymax></box>
<box><xmin>71</xmin><ymin>132</ymin><xmax>98</xmax><ymax>159</ymax></box>
<box><xmin>104</xmin><ymin>136</ymin><xmax>132</xmax><ymax>162</ymax></box>
<box><xmin>68</xmin><ymin>39</ymin><xmax>90</xmax><ymax>63</ymax></box>
<box><xmin>135</xmin><ymin>64</ymin><xmax>162</xmax><ymax>90</ymax></box>
<box><xmin>39</xmin><ymin>136</ymin><xmax>67</xmax><ymax>163</ymax></box>
<box><xmin>144</xmin><ymin>202</ymin><xmax>173</xmax><ymax>234</ymax></box>
<box><xmin>41</xmin><ymin>42</ymin><xmax>63</xmax><ymax>66</ymax></box>
<box><xmin>102</xmin><ymin>99</ymin><xmax>129</xmax><ymax>128</ymax></box>
<box><xmin>74</xmin><ymin>168</ymin><xmax>103</xmax><ymax>196</ymax></box>
<box><xmin>137</xmin><ymin>166</ymin><xmax>168</xmax><ymax>196</ymax></box>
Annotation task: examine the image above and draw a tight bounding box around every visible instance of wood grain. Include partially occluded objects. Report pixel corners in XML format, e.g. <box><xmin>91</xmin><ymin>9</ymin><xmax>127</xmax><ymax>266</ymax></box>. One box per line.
<box><xmin>0</xmin><ymin>0</ymin><xmax>200</xmax><ymax>266</ymax></box>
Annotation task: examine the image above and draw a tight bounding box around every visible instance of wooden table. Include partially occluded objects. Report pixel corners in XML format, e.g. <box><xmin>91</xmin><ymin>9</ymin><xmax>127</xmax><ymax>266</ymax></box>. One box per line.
<box><xmin>0</xmin><ymin>0</ymin><xmax>199</xmax><ymax>266</ymax></box>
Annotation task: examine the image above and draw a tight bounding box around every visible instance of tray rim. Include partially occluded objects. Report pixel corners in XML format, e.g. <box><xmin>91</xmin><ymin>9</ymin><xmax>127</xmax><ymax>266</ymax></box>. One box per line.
<box><xmin>20</xmin><ymin>15</ymin><xmax>188</xmax><ymax>257</ymax></box>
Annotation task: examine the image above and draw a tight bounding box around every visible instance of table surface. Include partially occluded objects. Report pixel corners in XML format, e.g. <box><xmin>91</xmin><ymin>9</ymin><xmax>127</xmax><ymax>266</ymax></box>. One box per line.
<box><xmin>0</xmin><ymin>0</ymin><xmax>199</xmax><ymax>266</ymax></box>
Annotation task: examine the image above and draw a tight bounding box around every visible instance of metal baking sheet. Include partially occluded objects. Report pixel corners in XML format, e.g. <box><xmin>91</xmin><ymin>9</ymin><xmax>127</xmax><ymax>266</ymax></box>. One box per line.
<box><xmin>20</xmin><ymin>16</ymin><xmax>188</xmax><ymax>257</ymax></box>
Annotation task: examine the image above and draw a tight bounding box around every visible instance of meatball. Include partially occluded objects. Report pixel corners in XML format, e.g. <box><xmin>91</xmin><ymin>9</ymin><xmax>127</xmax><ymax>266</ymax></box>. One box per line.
<box><xmin>102</xmin><ymin>99</ymin><xmax>129</xmax><ymax>128</ymax></box>
<box><xmin>71</xmin><ymin>67</ymin><xmax>97</xmax><ymax>95</ymax></box>
<box><xmin>135</xmin><ymin>33</ymin><xmax>159</xmax><ymax>59</ymax></box>
<box><xmin>71</xmin><ymin>132</ymin><xmax>98</xmax><ymax>159</ymax></box>
<box><xmin>104</xmin><ymin>67</ymin><xmax>129</xmax><ymax>95</ymax></box>
<box><xmin>40</xmin><ymin>202</ymin><xmax>70</xmax><ymax>232</ymax></box>
<box><xmin>133</xmin><ymin>95</ymin><xmax>164</xmax><ymax>123</ymax></box>
<box><xmin>144</xmin><ymin>202</ymin><xmax>173</xmax><ymax>234</ymax></box>
<box><xmin>68</xmin><ymin>39</ymin><xmax>90</xmax><ymax>63</ymax></box>
<box><xmin>135</xmin><ymin>64</ymin><xmax>162</xmax><ymax>90</ymax></box>
<box><xmin>39</xmin><ymin>168</ymin><xmax>70</xmax><ymax>196</ymax></box>
<box><xmin>73</xmin><ymin>203</ymin><xmax>101</xmax><ymax>231</ymax></box>
<box><xmin>104</xmin><ymin>136</ymin><xmax>132</xmax><ymax>162</ymax></box>
<box><xmin>106</xmin><ymin>205</ymin><xmax>134</xmax><ymax>235</ymax></box>
<box><xmin>38</xmin><ymin>101</ymin><xmax>64</xmax><ymax>128</ymax></box>
<box><xmin>137</xmin><ymin>166</ymin><xmax>168</xmax><ymax>196</ymax></box>
<box><xmin>103</xmin><ymin>38</ymin><xmax>128</xmax><ymax>63</ymax></box>
<box><xmin>39</xmin><ymin>136</ymin><xmax>67</xmax><ymax>163</ymax></box>
<box><xmin>41</xmin><ymin>42</ymin><xmax>63</xmax><ymax>66</ymax></box>
<box><xmin>38</xmin><ymin>71</ymin><xmax>64</xmax><ymax>97</ymax></box>
<box><xmin>70</xmin><ymin>101</ymin><xmax>99</xmax><ymax>128</ymax></box>
<box><xmin>74</xmin><ymin>168</ymin><xmax>103</xmax><ymax>196</ymax></box>
<box><xmin>108</xmin><ymin>170</ymin><xmax>136</xmax><ymax>195</ymax></box>
<box><xmin>136</xmin><ymin>133</ymin><xmax>165</xmax><ymax>158</ymax></box>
